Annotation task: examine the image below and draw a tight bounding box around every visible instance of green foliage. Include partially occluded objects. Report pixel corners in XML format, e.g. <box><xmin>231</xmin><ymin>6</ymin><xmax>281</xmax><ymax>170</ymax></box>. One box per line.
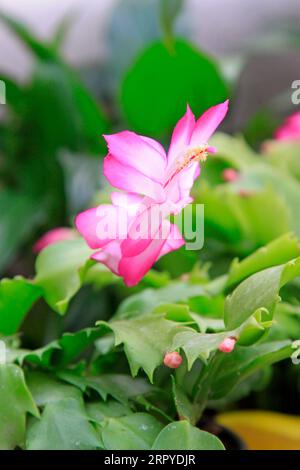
<box><xmin>152</xmin><ymin>421</ymin><xmax>224</xmax><ymax>450</ymax></box>
<box><xmin>100</xmin><ymin>413</ymin><xmax>163</xmax><ymax>450</ymax></box>
<box><xmin>0</xmin><ymin>364</ymin><xmax>38</xmax><ymax>450</ymax></box>
<box><xmin>121</xmin><ymin>39</ymin><xmax>228</xmax><ymax>137</ymax></box>
<box><xmin>26</xmin><ymin>398</ymin><xmax>101</xmax><ymax>450</ymax></box>
<box><xmin>34</xmin><ymin>239</ymin><xmax>92</xmax><ymax>314</ymax></box>
<box><xmin>0</xmin><ymin>277</ymin><xmax>41</xmax><ymax>335</ymax></box>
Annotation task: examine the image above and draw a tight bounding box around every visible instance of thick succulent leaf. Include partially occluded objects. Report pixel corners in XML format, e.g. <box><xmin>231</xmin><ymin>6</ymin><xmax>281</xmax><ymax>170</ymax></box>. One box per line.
<box><xmin>172</xmin><ymin>330</ymin><xmax>236</xmax><ymax>370</ymax></box>
<box><xmin>226</xmin><ymin>233</ymin><xmax>300</xmax><ymax>291</ymax></box>
<box><xmin>26</xmin><ymin>398</ymin><xmax>101</xmax><ymax>450</ymax></box>
<box><xmin>0</xmin><ymin>364</ymin><xmax>39</xmax><ymax>450</ymax></box>
<box><xmin>34</xmin><ymin>238</ymin><xmax>93</xmax><ymax>314</ymax></box>
<box><xmin>13</xmin><ymin>325</ymin><xmax>109</xmax><ymax>368</ymax></box>
<box><xmin>224</xmin><ymin>257</ymin><xmax>300</xmax><ymax>329</ymax></box>
<box><xmin>211</xmin><ymin>340</ymin><xmax>294</xmax><ymax>399</ymax></box>
<box><xmin>58</xmin><ymin>371</ymin><xmax>153</xmax><ymax>405</ymax></box>
<box><xmin>152</xmin><ymin>421</ymin><xmax>224</xmax><ymax>450</ymax></box>
<box><xmin>26</xmin><ymin>371</ymin><xmax>82</xmax><ymax>407</ymax></box>
<box><xmin>100</xmin><ymin>413</ymin><xmax>163</xmax><ymax>450</ymax></box>
<box><xmin>115</xmin><ymin>282</ymin><xmax>207</xmax><ymax>319</ymax></box>
<box><xmin>0</xmin><ymin>277</ymin><xmax>42</xmax><ymax>335</ymax></box>
<box><xmin>86</xmin><ymin>401</ymin><xmax>133</xmax><ymax>425</ymax></box>
<box><xmin>106</xmin><ymin>314</ymin><xmax>191</xmax><ymax>381</ymax></box>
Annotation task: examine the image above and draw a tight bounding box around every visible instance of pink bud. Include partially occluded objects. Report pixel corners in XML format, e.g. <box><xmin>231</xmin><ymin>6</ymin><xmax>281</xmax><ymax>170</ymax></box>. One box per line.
<box><xmin>163</xmin><ymin>351</ymin><xmax>183</xmax><ymax>369</ymax></box>
<box><xmin>33</xmin><ymin>228</ymin><xmax>76</xmax><ymax>253</ymax></box>
<box><xmin>222</xmin><ymin>168</ymin><xmax>239</xmax><ymax>183</ymax></box>
<box><xmin>218</xmin><ymin>337</ymin><xmax>236</xmax><ymax>353</ymax></box>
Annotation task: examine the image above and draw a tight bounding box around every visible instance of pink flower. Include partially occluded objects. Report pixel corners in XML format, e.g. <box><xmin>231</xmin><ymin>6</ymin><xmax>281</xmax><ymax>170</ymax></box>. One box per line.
<box><xmin>274</xmin><ymin>112</ymin><xmax>300</xmax><ymax>141</ymax></box>
<box><xmin>33</xmin><ymin>228</ymin><xmax>77</xmax><ymax>253</ymax></box>
<box><xmin>76</xmin><ymin>100</ymin><xmax>229</xmax><ymax>286</ymax></box>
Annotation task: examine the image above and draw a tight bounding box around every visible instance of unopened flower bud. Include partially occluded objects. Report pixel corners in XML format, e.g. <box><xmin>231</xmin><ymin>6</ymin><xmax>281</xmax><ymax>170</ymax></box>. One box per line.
<box><xmin>222</xmin><ymin>168</ymin><xmax>239</xmax><ymax>183</ymax></box>
<box><xmin>218</xmin><ymin>337</ymin><xmax>236</xmax><ymax>353</ymax></box>
<box><xmin>163</xmin><ymin>351</ymin><xmax>183</xmax><ymax>369</ymax></box>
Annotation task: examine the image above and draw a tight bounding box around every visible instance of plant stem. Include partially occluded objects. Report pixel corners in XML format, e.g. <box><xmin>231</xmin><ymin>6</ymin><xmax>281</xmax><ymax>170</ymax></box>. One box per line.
<box><xmin>192</xmin><ymin>351</ymin><xmax>224</xmax><ymax>422</ymax></box>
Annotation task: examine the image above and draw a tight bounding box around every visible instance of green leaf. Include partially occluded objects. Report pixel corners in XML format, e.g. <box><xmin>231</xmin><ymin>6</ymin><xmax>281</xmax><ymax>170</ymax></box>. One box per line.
<box><xmin>58</xmin><ymin>371</ymin><xmax>153</xmax><ymax>405</ymax></box>
<box><xmin>0</xmin><ymin>277</ymin><xmax>41</xmax><ymax>335</ymax></box>
<box><xmin>226</xmin><ymin>233</ymin><xmax>300</xmax><ymax>290</ymax></box>
<box><xmin>121</xmin><ymin>39</ymin><xmax>228</xmax><ymax>137</ymax></box>
<box><xmin>26</xmin><ymin>398</ymin><xmax>101</xmax><ymax>450</ymax></box>
<box><xmin>26</xmin><ymin>371</ymin><xmax>82</xmax><ymax>407</ymax></box>
<box><xmin>152</xmin><ymin>421</ymin><xmax>224</xmax><ymax>450</ymax></box>
<box><xmin>100</xmin><ymin>413</ymin><xmax>163</xmax><ymax>450</ymax></box>
<box><xmin>0</xmin><ymin>364</ymin><xmax>39</xmax><ymax>450</ymax></box>
<box><xmin>115</xmin><ymin>281</ymin><xmax>207</xmax><ymax>319</ymax></box>
<box><xmin>224</xmin><ymin>257</ymin><xmax>300</xmax><ymax>329</ymax></box>
<box><xmin>233</xmin><ymin>163</ymin><xmax>300</xmax><ymax>237</ymax></box>
<box><xmin>171</xmin><ymin>376</ymin><xmax>196</xmax><ymax>424</ymax></box>
<box><xmin>211</xmin><ymin>340</ymin><xmax>294</xmax><ymax>399</ymax></box>
<box><xmin>172</xmin><ymin>330</ymin><xmax>235</xmax><ymax>370</ymax></box>
<box><xmin>86</xmin><ymin>401</ymin><xmax>133</xmax><ymax>425</ymax></box>
<box><xmin>14</xmin><ymin>325</ymin><xmax>109</xmax><ymax>368</ymax></box>
<box><xmin>107</xmin><ymin>314</ymin><xmax>190</xmax><ymax>381</ymax></box>
<box><xmin>34</xmin><ymin>238</ymin><xmax>92</xmax><ymax>314</ymax></box>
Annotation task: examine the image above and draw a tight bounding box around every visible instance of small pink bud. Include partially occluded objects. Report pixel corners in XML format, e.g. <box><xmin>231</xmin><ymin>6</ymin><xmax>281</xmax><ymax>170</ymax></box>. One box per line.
<box><xmin>222</xmin><ymin>168</ymin><xmax>239</xmax><ymax>183</ymax></box>
<box><xmin>33</xmin><ymin>228</ymin><xmax>76</xmax><ymax>253</ymax></box>
<box><xmin>163</xmin><ymin>351</ymin><xmax>183</xmax><ymax>369</ymax></box>
<box><xmin>218</xmin><ymin>337</ymin><xmax>236</xmax><ymax>353</ymax></box>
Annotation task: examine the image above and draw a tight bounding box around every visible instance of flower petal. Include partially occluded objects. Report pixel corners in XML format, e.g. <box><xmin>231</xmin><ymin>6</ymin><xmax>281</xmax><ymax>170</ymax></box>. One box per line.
<box><xmin>158</xmin><ymin>222</ymin><xmax>185</xmax><ymax>258</ymax></box>
<box><xmin>75</xmin><ymin>204</ymin><xmax>127</xmax><ymax>249</ymax></box>
<box><xmin>190</xmin><ymin>100</ymin><xmax>229</xmax><ymax>145</ymax></box>
<box><xmin>167</xmin><ymin>104</ymin><xmax>196</xmax><ymax>167</ymax></box>
<box><xmin>119</xmin><ymin>220</ymin><xmax>172</xmax><ymax>287</ymax></box>
<box><xmin>103</xmin><ymin>131</ymin><xmax>166</xmax><ymax>181</ymax></box>
<box><xmin>92</xmin><ymin>241</ymin><xmax>121</xmax><ymax>276</ymax></box>
<box><xmin>103</xmin><ymin>154</ymin><xmax>166</xmax><ymax>202</ymax></box>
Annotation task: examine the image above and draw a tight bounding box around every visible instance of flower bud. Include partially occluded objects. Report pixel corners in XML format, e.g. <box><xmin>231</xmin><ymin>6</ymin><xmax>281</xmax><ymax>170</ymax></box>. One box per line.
<box><xmin>163</xmin><ymin>351</ymin><xmax>183</xmax><ymax>369</ymax></box>
<box><xmin>218</xmin><ymin>337</ymin><xmax>236</xmax><ymax>353</ymax></box>
<box><xmin>222</xmin><ymin>168</ymin><xmax>239</xmax><ymax>183</ymax></box>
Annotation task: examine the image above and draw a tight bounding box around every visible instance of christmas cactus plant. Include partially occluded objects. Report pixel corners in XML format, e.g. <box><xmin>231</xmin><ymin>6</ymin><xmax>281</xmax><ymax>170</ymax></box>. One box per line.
<box><xmin>1</xmin><ymin>103</ymin><xmax>300</xmax><ymax>451</ymax></box>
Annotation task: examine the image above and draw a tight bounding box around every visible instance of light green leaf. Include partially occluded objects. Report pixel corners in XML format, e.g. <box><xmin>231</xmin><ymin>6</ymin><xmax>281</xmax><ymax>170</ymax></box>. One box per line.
<box><xmin>226</xmin><ymin>233</ymin><xmax>300</xmax><ymax>290</ymax></box>
<box><xmin>86</xmin><ymin>401</ymin><xmax>133</xmax><ymax>425</ymax></box>
<box><xmin>26</xmin><ymin>371</ymin><xmax>82</xmax><ymax>407</ymax></box>
<box><xmin>14</xmin><ymin>325</ymin><xmax>109</xmax><ymax>368</ymax></box>
<box><xmin>106</xmin><ymin>314</ymin><xmax>190</xmax><ymax>381</ymax></box>
<box><xmin>0</xmin><ymin>277</ymin><xmax>41</xmax><ymax>335</ymax></box>
<box><xmin>34</xmin><ymin>238</ymin><xmax>92</xmax><ymax>314</ymax></box>
<box><xmin>26</xmin><ymin>398</ymin><xmax>101</xmax><ymax>450</ymax></box>
<box><xmin>115</xmin><ymin>281</ymin><xmax>207</xmax><ymax>319</ymax></box>
<box><xmin>224</xmin><ymin>257</ymin><xmax>300</xmax><ymax>329</ymax></box>
<box><xmin>0</xmin><ymin>364</ymin><xmax>39</xmax><ymax>450</ymax></box>
<box><xmin>211</xmin><ymin>340</ymin><xmax>293</xmax><ymax>399</ymax></box>
<box><xmin>100</xmin><ymin>413</ymin><xmax>163</xmax><ymax>450</ymax></box>
<box><xmin>152</xmin><ymin>421</ymin><xmax>224</xmax><ymax>450</ymax></box>
<box><xmin>58</xmin><ymin>371</ymin><xmax>153</xmax><ymax>405</ymax></box>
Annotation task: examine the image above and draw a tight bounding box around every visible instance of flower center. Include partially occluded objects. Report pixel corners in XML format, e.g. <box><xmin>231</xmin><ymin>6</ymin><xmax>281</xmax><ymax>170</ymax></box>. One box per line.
<box><xmin>164</xmin><ymin>145</ymin><xmax>211</xmax><ymax>188</ymax></box>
